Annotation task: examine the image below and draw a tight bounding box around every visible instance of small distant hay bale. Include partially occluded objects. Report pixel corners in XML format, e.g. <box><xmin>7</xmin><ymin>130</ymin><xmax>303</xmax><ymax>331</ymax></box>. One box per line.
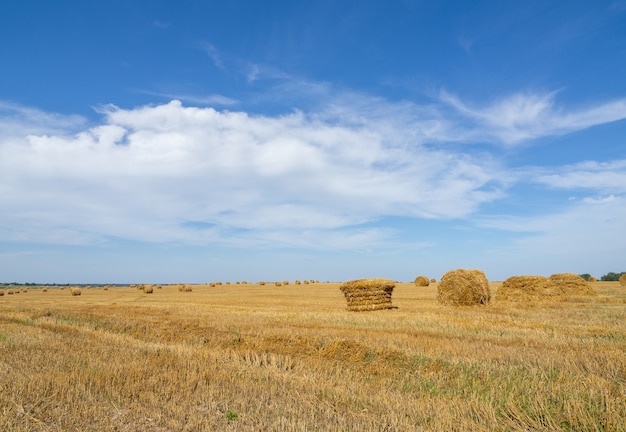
<box><xmin>42</xmin><ymin>288</ymin><xmax>48</xmax><ymax>292</ymax></box>
<box><xmin>430</xmin><ymin>278</ymin><xmax>436</xmax><ymax>283</ymax></box>
<box><xmin>413</xmin><ymin>276</ymin><xmax>430</xmax><ymax>287</ymax></box>
<box><xmin>7</xmin><ymin>289</ymin><xmax>14</xmax><ymax>295</ymax></box>
<box><xmin>620</xmin><ymin>274</ymin><xmax>626</xmax><ymax>287</ymax></box>
<box><xmin>0</xmin><ymin>290</ymin><xmax>4</xmax><ymax>296</ymax></box>
<box><xmin>303</xmin><ymin>280</ymin><xmax>309</xmax><ymax>284</ymax></box>
<box><xmin>275</xmin><ymin>281</ymin><xmax>282</xmax><ymax>286</ymax></box>
<box><xmin>143</xmin><ymin>285</ymin><xmax>154</xmax><ymax>294</ymax></box>
<box><xmin>241</xmin><ymin>281</ymin><xmax>248</xmax><ymax>285</ymax></box>
<box><xmin>588</xmin><ymin>276</ymin><xmax>597</xmax><ymax>282</ymax></box>
<box><xmin>210</xmin><ymin>283</ymin><xmax>216</xmax><ymax>287</ymax></box>
<box><xmin>437</xmin><ymin>269</ymin><xmax>490</xmax><ymax>306</ymax></box>
<box><xmin>283</xmin><ymin>280</ymin><xmax>290</xmax><ymax>285</ymax></box>
<box><xmin>183</xmin><ymin>284</ymin><xmax>192</xmax><ymax>292</ymax></box>
<box><xmin>69</xmin><ymin>287</ymin><xmax>82</xmax><ymax>296</ymax></box>
<box><xmin>259</xmin><ymin>281</ymin><xmax>266</xmax><ymax>286</ymax></box>
<box><xmin>339</xmin><ymin>278</ymin><xmax>396</xmax><ymax>312</ymax></box>
<box><xmin>225</xmin><ymin>281</ymin><xmax>231</xmax><ymax>285</ymax></box>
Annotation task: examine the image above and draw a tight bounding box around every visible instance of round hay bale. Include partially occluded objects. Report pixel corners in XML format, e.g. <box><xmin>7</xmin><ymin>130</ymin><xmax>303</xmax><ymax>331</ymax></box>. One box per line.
<box><xmin>258</xmin><ymin>281</ymin><xmax>265</xmax><ymax>286</ymax></box>
<box><xmin>7</xmin><ymin>289</ymin><xmax>14</xmax><ymax>295</ymax></box>
<box><xmin>339</xmin><ymin>278</ymin><xmax>396</xmax><ymax>312</ymax></box>
<box><xmin>620</xmin><ymin>274</ymin><xmax>626</xmax><ymax>287</ymax></box>
<box><xmin>283</xmin><ymin>280</ymin><xmax>290</xmax><ymax>285</ymax></box>
<box><xmin>275</xmin><ymin>281</ymin><xmax>282</xmax><ymax>286</ymax></box>
<box><xmin>295</xmin><ymin>280</ymin><xmax>302</xmax><ymax>285</ymax></box>
<box><xmin>0</xmin><ymin>290</ymin><xmax>4</xmax><ymax>296</ymax></box>
<box><xmin>548</xmin><ymin>273</ymin><xmax>596</xmax><ymax>296</ymax></box>
<box><xmin>437</xmin><ymin>269</ymin><xmax>490</xmax><ymax>306</ymax></box>
<box><xmin>303</xmin><ymin>280</ymin><xmax>309</xmax><ymax>284</ymax></box>
<box><xmin>69</xmin><ymin>287</ymin><xmax>82</xmax><ymax>296</ymax></box>
<box><xmin>143</xmin><ymin>285</ymin><xmax>154</xmax><ymax>294</ymax></box>
<box><xmin>430</xmin><ymin>278</ymin><xmax>436</xmax><ymax>283</ymax></box>
<box><xmin>588</xmin><ymin>276</ymin><xmax>597</xmax><ymax>282</ymax></box>
<box><xmin>413</xmin><ymin>275</ymin><xmax>430</xmax><ymax>287</ymax></box>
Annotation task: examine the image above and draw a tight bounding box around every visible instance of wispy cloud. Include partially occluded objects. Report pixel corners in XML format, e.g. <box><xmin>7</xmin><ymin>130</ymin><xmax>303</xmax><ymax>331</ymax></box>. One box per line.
<box><xmin>533</xmin><ymin>160</ymin><xmax>626</xmax><ymax>193</ymax></box>
<box><xmin>440</xmin><ymin>90</ymin><xmax>626</xmax><ymax>145</ymax></box>
<box><xmin>201</xmin><ymin>42</ymin><xmax>225</xmax><ymax>69</ymax></box>
<box><xmin>477</xmin><ymin>194</ymin><xmax>626</xmax><ymax>275</ymax></box>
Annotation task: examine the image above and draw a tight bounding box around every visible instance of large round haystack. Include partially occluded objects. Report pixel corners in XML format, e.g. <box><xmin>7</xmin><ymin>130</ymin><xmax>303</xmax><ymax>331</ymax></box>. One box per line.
<box><xmin>339</xmin><ymin>278</ymin><xmax>396</xmax><ymax>312</ymax></box>
<box><xmin>620</xmin><ymin>274</ymin><xmax>626</xmax><ymax>287</ymax></box>
<box><xmin>413</xmin><ymin>275</ymin><xmax>430</xmax><ymax>287</ymax></box>
<box><xmin>437</xmin><ymin>269</ymin><xmax>490</xmax><ymax>306</ymax></box>
<box><xmin>548</xmin><ymin>273</ymin><xmax>596</xmax><ymax>296</ymax></box>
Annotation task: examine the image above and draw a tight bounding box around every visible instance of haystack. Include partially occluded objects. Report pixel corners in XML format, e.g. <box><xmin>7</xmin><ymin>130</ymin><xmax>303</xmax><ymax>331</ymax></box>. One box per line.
<box><xmin>143</xmin><ymin>285</ymin><xmax>154</xmax><ymax>294</ymax></box>
<box><xmin>620</xmin><ymin>274</ymin><xmax>626</xmax><ymax>287</ymax></box>
<box><xmin>339</xmin><ymin>278</ymin><xmax>396</xmax><ymax>312</ymax></box>
<box><xmin>69</xmin><ymin>287</ymin><xmax>82</xmax><ymax>296</ymax></box>
<box><xmin>437</xmin><ymin>269</ymin><xmax>490</xmax><ymax>306</ymax></box>
<box><xmin>497</xmin><ymin>276</ymin><xmax>558</xmax><ymax>301</ymax></box>
<box><xmin>497</xmin><ymin>273</ymin><xmax>595</xmax><ymax>301</ymax></box>
<box><xmin>413</xmin><ymin>275</ymin><xmax>430</xmax><ymax>287</ymax></box>
<box><xmin>548</xmin><ymin>273</ymin><xmax>595</xmax><ymax>296</ymax></box>
<box><xmin>0</xmin><ymin>290</ymin><xmax>4</xmax><ymax>296</ymax></box>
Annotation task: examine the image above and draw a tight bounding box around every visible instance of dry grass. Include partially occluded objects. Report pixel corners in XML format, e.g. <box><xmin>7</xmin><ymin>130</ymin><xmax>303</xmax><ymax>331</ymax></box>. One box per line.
<box><xmin>1</xmin><ymin>281</ymin><xmax>625</xmax><ymax>431</ymax></box>
<box><xmin>620</xmin><ymin>274</ymin><xmax>626</xmax><ymax>287</ymax></box>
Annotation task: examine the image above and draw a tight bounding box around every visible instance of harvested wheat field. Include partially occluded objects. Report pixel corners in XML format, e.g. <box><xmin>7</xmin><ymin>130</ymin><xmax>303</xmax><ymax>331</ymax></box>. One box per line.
<box><xmin>1</xmin><ymin>281</ymin><xmax>625</xmax><ymax>431</ymax></box>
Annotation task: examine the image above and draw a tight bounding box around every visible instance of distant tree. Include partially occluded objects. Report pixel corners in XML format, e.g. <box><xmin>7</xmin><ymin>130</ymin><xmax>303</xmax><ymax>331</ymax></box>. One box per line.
<box><xmin>600</xmin><ymin>272</ymin><xmax>626</xmax><ymax>281</ymax></box>
<box><xmin>579</xmin><ymin>273</ymin><xmax>592</xmax><ymax>281</ymax></box>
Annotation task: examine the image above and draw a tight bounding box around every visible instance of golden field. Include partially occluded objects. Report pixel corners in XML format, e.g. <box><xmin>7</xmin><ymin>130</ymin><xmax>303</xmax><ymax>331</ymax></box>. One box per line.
<box><xmin>1</xmin><ymin>281</ymin><xmax>625</xmax><ymax>431</ymax></box>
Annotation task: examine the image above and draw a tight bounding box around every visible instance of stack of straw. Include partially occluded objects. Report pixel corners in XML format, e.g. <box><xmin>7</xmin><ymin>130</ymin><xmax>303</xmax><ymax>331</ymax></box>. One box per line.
<box><xmin>339</xmin><ymin>278</ymin><xmax>396</xmax><ymax>311</ymax></box>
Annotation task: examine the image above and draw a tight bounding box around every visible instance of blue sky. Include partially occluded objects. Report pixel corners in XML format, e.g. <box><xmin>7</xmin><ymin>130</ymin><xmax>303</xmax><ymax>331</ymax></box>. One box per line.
<box><xmin>1</xmin><ymin>0</ymin><xmax>625</xmax><ymax>284</ymax></box>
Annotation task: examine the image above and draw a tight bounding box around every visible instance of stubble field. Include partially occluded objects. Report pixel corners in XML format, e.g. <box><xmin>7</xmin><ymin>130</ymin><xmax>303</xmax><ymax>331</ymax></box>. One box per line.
<box><xmin>1</xmin><ymin>281</ymin><xmax>625</xmax><ymax>431</ymax></box>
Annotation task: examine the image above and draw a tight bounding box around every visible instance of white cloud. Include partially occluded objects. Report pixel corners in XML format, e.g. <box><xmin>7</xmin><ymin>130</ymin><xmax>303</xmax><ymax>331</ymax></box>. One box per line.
<box><xmin>201</xmin><ymin>42</ymin><xmax>224</xmax><ymax>69</ymax></box>
<box><xmin>440</xmin><ymin>90</ymin><xmax>626</xmax><ymax>145</ymax></box>
<box><xmin>0</xmin><ymin>100</ymin><xmax>503</xmax><ymax>247</ymax></box>
<box><xmin>534</xmin><ymin>160</ymin><xmax>626</xmax><ymax>193</ymax></box>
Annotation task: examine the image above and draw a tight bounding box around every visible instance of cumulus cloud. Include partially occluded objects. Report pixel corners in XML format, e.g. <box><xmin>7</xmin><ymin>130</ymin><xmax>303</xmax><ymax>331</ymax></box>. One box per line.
<box><xmin>440</xmin><ymin>90</ymin><xmax>626</xmax><ymax>145</ymax></box>
<box><xmin>0</xmin><ymin>100</ymin><xmax>503</xmax><ymax>247</ymax></box>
